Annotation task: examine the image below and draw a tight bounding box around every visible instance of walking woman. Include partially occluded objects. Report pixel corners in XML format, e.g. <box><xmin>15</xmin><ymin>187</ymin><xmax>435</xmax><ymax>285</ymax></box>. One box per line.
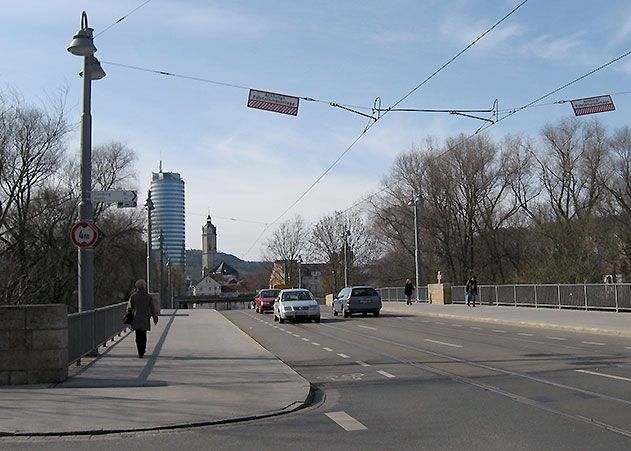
<box><xmin>128</xmin><ymin>279</ymin><xmax>159</xmax><ymax>358</ymax></box>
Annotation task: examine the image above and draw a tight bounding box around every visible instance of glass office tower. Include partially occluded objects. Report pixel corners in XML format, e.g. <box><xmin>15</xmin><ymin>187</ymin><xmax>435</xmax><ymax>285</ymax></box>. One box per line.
<box><xmin>150</xmin><ymin>170</ymin><xmax>185</xmax><ymax>266</ymax></box>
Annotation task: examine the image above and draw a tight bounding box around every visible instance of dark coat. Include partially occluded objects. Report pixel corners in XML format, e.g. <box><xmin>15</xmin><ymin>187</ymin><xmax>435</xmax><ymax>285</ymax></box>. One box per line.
<box><xmin>466</xmin><ymin>279</ymin><xmax>478</xmax><ymax>295</ymax></box>
<box><xmin>404</xmin><ymin>283</ymin><xmax>414</xmax><ymax>296</ymax></box>
<box><xmin>128</xmin><ymin>290</ymin><xmax>158</xmax><ymax>331</ymax></box>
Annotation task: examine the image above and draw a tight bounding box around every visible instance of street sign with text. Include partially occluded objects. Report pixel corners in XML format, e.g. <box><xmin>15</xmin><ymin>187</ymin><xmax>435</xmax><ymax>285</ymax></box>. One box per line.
<box><xmin>91</xmin><ymin>190</ymin><xmax>137</xmax><ymax>207</ymax></box>
<box><xmin>247</xmin><ymin>89</ymin><xmax>299</xmax><ymax>116</ymax></box>
<box><xmin>570</xmin><ymin>95</ymin><xmax>615</xmax><ymax>116</ymax></box>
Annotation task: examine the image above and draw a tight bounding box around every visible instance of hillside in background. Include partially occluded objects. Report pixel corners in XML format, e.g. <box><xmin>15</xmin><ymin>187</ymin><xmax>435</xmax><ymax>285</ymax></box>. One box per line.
<box><xmin>185</xmin><ymin>250</ymin><xmax>268</xmax><ymax>283</ymax></box>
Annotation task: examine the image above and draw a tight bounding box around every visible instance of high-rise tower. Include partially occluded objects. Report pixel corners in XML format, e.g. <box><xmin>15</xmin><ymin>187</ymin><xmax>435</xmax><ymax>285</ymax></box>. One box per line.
<box><xmin>150</xmin><ymin>169</ymin><xmax>185</xmax><ymax>266</ymax></box>
<box><xmin>202</xmin><ymin>215</ymin><xmax>217</xmax><ymax>275</ymax></box>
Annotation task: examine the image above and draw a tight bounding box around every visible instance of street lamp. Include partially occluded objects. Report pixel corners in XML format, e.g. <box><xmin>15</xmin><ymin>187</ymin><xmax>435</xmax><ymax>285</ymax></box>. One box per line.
<box><xmin>158</xmin><ymin>231</ymin><xmax>164</xmax><ymax>309</ymax></box>
<box><xmin>67</xmin><ymin>11</ymin><xmax>105</xmax><ymax>354</ymax></box>
<box><xmin>298</xmin><ymin>255</ymin><xmax>302</xmax><ymax>289</ymax></box>
<box><xmin>408</xmin><ymin>192</ymin><xmax>421</xmax><ymax>302</ymax></box>
<box><xmin>144</xmin><ymin>191</ymin><xmax>155</xmax><ymax>292</ymax></box>
<box><xmin>342</xmin><ymin>230</ymin><xmax>351</xmax><ymax>287</ymax></box>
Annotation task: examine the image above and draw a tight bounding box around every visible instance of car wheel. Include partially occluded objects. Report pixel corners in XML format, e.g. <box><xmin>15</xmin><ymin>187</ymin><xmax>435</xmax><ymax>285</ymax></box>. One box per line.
<box><xmin>343</xmin><ymin>309</ymin><xmax>350</xmax><ymax>318</ymax></box>
<box><xmin>374</xmin><ymin>310</ymin><xmax>380</xmax><ymax>317</ymax></box>
<box><xmin>279</xmin><ymin>316</ymin><xmax>285</xmax><ymax>324</ymax></box>
<box><xmin>362</xmin><ymin>312</ymin><xmax>367</xmax><ymax>317</ymax></box>
<box><xmin>274</xmin><ymin>314</ymin><xmax>278</xmax><ymax>322</ymax></box>
<box><xmin>314</xmin><ymin>316</ymin><xmax>320</xmax><ymax>323</ymax></box>
<box><xmin>332</xmin><ymin>305</ymin><xmax>338</xmax><ymax>316</ymax></box>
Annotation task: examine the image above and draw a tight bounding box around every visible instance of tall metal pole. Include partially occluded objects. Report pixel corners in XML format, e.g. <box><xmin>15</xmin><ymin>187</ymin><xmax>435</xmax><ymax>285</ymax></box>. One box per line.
<box><xmin>145</xmin><ymin>191</ymin><xmax>154</xmax><ymax>292</ymax></box>
<box><xmin>298</xmin><ymin>255</ymin><xmax>302</xmax><ymax>288</ymax></box>
<box><xmin>159</xmin><ymin>231</ymin><xmax>164</xmax><ymax>309</ymax></box>
<box><xmin>343</xmin><ymin>230</ymin><xmax>350</xmax><ymax>287</ymax></box>
<box><xmin>412</xmin><ymin>194</ymin><xmax>421</xmax><ymax>302</ymax></box>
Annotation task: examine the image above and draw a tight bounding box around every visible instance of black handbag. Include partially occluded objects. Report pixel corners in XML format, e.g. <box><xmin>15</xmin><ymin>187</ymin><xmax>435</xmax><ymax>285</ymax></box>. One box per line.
<box><xmin>123</xmin><ymin>310</ymin><xmax>134</xmax><ymax>325</ymax></box>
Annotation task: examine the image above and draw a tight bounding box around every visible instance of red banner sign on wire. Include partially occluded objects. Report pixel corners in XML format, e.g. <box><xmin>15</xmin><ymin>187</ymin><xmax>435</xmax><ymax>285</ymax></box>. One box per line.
<box><xmin>570</xmin><ymin>95</ymin><xmax>616</xmax><ymax>116</ymax></box>
<box><xmin>247</xmin><ymin>89</ymin><xmax>299</xmax><ymax>116</ymax></box>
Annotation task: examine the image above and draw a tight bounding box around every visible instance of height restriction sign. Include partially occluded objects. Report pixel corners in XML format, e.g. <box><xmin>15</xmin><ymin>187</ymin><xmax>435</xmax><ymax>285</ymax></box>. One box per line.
<box><xmin>70</xmin><ymin>221</ymin><xmax>98</xmax><ymax>248</ymax></box>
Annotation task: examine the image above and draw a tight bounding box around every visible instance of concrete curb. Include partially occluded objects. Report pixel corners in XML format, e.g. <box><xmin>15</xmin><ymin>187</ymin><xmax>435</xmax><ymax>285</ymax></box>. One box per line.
<box><xmin>382</xmin><ymin>307</ymin><xmax>631</xmax><ymax>338</ymax></box>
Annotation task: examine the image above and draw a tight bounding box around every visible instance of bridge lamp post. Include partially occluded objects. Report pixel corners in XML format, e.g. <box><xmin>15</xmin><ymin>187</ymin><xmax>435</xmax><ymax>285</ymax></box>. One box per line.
<box><xmin>408</xmin><ymin>192</ymin><xmax>421</xmax><ymax>302</ymax></box>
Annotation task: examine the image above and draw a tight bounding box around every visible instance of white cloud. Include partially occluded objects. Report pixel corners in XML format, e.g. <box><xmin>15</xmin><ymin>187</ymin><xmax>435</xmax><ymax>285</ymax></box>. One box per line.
<box><xmin>440</xmin><ymin>16</ymin><xmax>523</xmax><ymax>52</ymax></box>
<box><xmin>522</xmin><ymin>32</ymin><xmax>585</xmax><ymax>60</ymax></box>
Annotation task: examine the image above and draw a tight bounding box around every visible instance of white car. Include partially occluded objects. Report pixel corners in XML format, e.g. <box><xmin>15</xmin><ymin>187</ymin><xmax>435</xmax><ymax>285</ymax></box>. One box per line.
<box><xmin>274</xmin><ymin>289</ymin><xmax>320</xmax><ymax>324</ymax></box>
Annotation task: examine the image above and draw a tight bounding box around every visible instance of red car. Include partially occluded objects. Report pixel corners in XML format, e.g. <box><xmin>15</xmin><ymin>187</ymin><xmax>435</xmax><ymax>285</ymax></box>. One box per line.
<box><xmin>255</xmin><ymin>289</ymin><xmax>280</xmax><ymax>313</ymax></box>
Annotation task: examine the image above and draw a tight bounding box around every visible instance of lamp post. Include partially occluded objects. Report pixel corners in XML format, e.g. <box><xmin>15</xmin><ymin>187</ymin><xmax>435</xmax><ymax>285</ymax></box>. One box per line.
<box><xmin>144</xmin><ymin>191</ymin><xmax>154</xmax><ymax>291</ymax></box>
<box><xmin>342</xmin><ymin>230</ymin><xmax>351</xmax><ymax>287</ymax></box>
<box><xmin>408</xmin><ymin>192</ymin><xmax>421</xmax><ymax>302</ymax></box>
<box><xmin>298</xmin><ymin>255</ymin><xmax>302</xmax><ymax>289</ymax></box>
<box><xmin>158</xmin><ymin>231</ymin><xmax>164</xmax><ymax>309</ymax></box>
<box><xmin>67</xmin><ymin>11</ymin><xmax>105</xmax><ymax>354</ymax></box>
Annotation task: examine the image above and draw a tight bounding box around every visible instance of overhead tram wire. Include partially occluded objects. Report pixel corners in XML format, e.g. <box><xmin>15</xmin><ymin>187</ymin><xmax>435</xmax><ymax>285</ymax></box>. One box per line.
<box><xmin>95</xmin><ymin>0</ymin><xmax>155</xmax><ymax>38</ymax></box>
<box><xmin>339</xmin><ymin>50</ymin><xmax>631</xmax><ymax>218</ymax></box>
<box><xmin>241</xmin><ymin>1</ymin><xmax>532</xmax><ymax>257</ymax></box>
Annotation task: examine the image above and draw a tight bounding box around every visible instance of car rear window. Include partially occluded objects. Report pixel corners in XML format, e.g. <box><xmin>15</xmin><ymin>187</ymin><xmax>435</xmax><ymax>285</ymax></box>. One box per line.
<box><xmin>260</xmin><ymin>290</ymin><xmax>280</xmax><ymax>298</ymax></box>
<box><xmin>351</xmin><ymin>287</ymin><xmax>378</xmax><ymax>297</ymax></box>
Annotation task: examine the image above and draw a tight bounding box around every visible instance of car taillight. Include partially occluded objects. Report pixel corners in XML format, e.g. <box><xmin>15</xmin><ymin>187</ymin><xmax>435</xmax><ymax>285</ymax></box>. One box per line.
<box><xmin>348</xmin><ymin>297</ymin><xmax>353</xmax><ymax>304</ymax></box>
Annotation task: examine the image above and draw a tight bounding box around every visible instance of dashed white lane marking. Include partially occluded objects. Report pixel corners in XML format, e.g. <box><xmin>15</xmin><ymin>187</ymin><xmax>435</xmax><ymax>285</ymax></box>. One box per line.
<box><xmin>420</xmin><ymin>320</ymin><xmax>429</xmax><ymax>323</ymax></box>
<box><xmin>338</xmin><ymin>353</ymin><xmax>351</xmax><ymax>359</ymax></box>
<box><xmin>323</xmin><ymin>347</ymin><xmax>334</xmax><ymax>352</ymax></box>
<box><xmin>581</xmin><ymin>341</ymin><xmax>605</xmax><ymax>346</ymax></box>
<box><xmin>517</xmin><ymin>333</ymin><xmax>533</xmax><ymax>336</ymax></box>
<box><xmin>325</xmin><ymin>411</ymin><xmax>368</xmax><ymax>431</ymax></box>
<box><xmin>279</xmin><ymin>328</ymin><xmax>285</xmax><ymax>331</ymax></box>
<box><xmin>285</xmin><ymin>331</ymin><xmax>292</xmax><ymax>334</ymax></box>
<box><xmin>356</xmin><ymin>361</ymin><xmax>371</xmax><ymax>367</ymax></box>
<box><xmin>424</xmin><ymin>339</ymin><xmax>462</xmax><ymax>348</ymax></box>
<box><xmin>452</xmin><ymin>324</ymin><xmax>463</xmax><ymax>327</ymax></box>
<box><xmin>625</xmin><ymin>347</ymin><xmax>631</xmax><ymax>350</ymax></box>
<box><xmin>301</xmin><ymin>338</ymin><xmax>310</xmax><ymax>342</ymax></box>
<box><xmin>293</xmin><ymin>334</ymin><xmax>301</xmax><ymax>338</ymax></box>
<box><xmin>357</xmin><ymin>325</ymin><xmax>376</xmax><ymax>330</ymax></box>
<box><xmin>471</xmin><ymin>326</ymin><xmax>482</xmax><ymax>330</ymax></box>
<box><xmin>312</xmin><ymin>342</ymin><xmax>320</xmax><ymax>346</ymax></box>
<box><xmin>576</xmin><ymin>369</ymin><xmax>631</xmax><ymax>382</ymax></box>
<box><xmin>492</xmin><ymin>329</ymin><xmax>506</xmax><ymax>333</ymax></box>
<box><xmin>377</xmin><ymin>370</ymin><xmax>396</xmax><ymax>378</ymax></box>
<box><xmin>435</xmin><ymin>322</ymin><xmax>445</xmax><ymax>325</ymax></box>
<box><xmin>547</xmin><ymin>336</ymin><xmax>566</xmax><ymax>341</ymax></box>
<box><xmin>273</xmin><ymin>326</ymin><xmax>279</xmax><ymax>329</ymax></box>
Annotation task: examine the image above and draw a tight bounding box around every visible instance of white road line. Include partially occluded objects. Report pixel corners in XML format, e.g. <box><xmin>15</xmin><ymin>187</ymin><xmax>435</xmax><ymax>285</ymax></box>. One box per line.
<box><xmin>420</xmin><ymin>320</ymin><xmax>429</xmax><ymax>323</ymax></box>
<box><xmin>547</xmin><ymin>336</ymin><xmax>566</xmax><ymax>341</ymax></box>
<box><xmin>356</xmin><ymin>360</ymin><xmax>371</xmax><ymax>367</ymax></box>
<box><xmin>435</xmin><ymin>322</ymin><xmax>444</xmax><ymax>325</ymax></box>
<box><xmin>424</xmin><ymin>339</ymin><xmax>462</xmax><ymax>348</ymax></box>
<box><xmin>338</xmin><ymin>353</ymin><xmax>351</xmax><ymax>359</ymax></box>
<box><xmin>312</xmin><ymin>342</ymin><xmax>320</xmax><ymax>346</ymax></box>
<box><xmin>625</xmin><ymin>347</ymin><xmax>631</xmax><ymax>350</ymax></box>
<box><xmin>325</xmin><ymin>411</ymin><xmax>368</xmax><ymax>431</ymax></box>
<box><xmin>293</xmin><ymin>334</ymin><xmax>301</xmax><ymax>338</ymax></box>
<box><xmin>471</xmin><ymin>326</ymin><xmax>482</xmax><ymax>330</ymax></box>
<box><xmin>285</xmin><ymin>331</ymin><xmax>292</xmax><ymax>334</ymax></box>
<box><xmin>323</xmin><ymin>347</ymin><xmax>334</xmax><ymax>352</ymax></box>
<box><xmin>517</xmin><ymin>333</ymin><xmax>533</xmax><ymax>336</ymax></box>
<box><xmin>301</xmin><ymin>338</ymin><xmax>310</xmax><ymax>342</ymax></box>
<box><xmin>279</xmin><ymin>328</ymin><xmax>285</xmax><ymax>331</ymax></box>
<box><xmin>576</xmin><ymin>369</ymin><xmax>631</xmax><ymax>382</ymax></box>
<box><xmin>357</xmin><ymin>325</ymin><xmax>376</xmax><ymax>330</ymax></box>
<box><xmin>581</xmin><ymin>341</ymin><xmax>605</xmax><ymax>346</ymax></box>
<box><xmin>452</xmin><ymin>324</ymin><xmax>463</xmax><ymax>327</ymax></box>
<box><xmin>273</xmin><ymin>326</ymin><xmax>278</xmax><ymax>329</ymax></box>
<box><xmin>492</xmin><ymin>329</ymin><xmax>506</xmax><ymax>333</ymax></box>
<box><xmin>377</xmin><ymin>370</ymin><xmax>396</xmax><ymax>378</ymax></box>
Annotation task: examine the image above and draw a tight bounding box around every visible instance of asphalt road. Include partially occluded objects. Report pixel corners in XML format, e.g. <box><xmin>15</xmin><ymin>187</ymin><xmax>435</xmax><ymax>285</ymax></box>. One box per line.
<box><xmin>7</xmin><ymin>308</ymin><xmax>631</xmax><ymax>450</ymax></box>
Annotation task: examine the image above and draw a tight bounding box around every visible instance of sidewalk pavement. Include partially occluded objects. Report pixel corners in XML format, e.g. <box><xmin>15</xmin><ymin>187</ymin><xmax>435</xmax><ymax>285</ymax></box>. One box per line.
<box><xmin>382</xmin><ymin>302</ymin><xmax>631</xmax><ymax>337</ymax></box>
<box><xmin>0</xmin><ymin>309</ymin><xmax>310</xmax><ymax>436</ymax></box>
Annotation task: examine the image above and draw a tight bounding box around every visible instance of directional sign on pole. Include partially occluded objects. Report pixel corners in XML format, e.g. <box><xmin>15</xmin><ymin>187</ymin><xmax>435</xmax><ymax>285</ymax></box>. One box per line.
<box><xmin>91</xmin><ymin>190</ymin><xmax>137</xmax><ymax>207</ymax></box>
<box><xmin>71</xmin><ymin>221</ymin><xmax>98</xmax><ymax>248</ymax></box>
<box><xmin>570</xmin><ymin>95</ymin><xmax>615</xmax><ymax>116</ymax></box>
<box><xmin>247</xmin><ymin>89</ymin><xmax>299</xmax><ymax>116</ymax></box>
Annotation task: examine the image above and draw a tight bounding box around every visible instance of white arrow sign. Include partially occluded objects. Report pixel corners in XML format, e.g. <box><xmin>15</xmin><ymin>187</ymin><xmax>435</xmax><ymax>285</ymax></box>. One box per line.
<box><xmin>91</xmin><ymin>190</ymin><xmax>137</xmax><ymax>207</ymax></box>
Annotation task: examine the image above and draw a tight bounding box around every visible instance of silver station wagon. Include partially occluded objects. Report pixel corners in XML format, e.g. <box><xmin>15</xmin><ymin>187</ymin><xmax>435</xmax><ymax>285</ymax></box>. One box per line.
<box><xmin>333</xmin><ymin>286</ymin><xmax>382</xmax><ymax>318</ymax></box>
<box><xmin>274</xmin><ymin>289</ymin><xmax>321</xmax><ymax>324</ymax></box>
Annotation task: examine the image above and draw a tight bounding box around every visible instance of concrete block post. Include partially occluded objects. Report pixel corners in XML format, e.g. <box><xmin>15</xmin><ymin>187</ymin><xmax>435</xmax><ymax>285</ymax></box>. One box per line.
<box><xmin>0</xmin><ymin>305</ymin><xmax>68</xmax><ymax>385</ymax></box>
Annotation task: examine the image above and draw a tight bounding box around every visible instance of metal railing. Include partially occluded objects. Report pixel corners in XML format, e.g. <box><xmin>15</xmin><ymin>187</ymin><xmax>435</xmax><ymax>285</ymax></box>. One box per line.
<box><xmin>376</xmin><ymin>286</ymin><xmax>429</xmax><ymax>302</ymax></box>
<box><xmin>449</xmin><ymin>284</ymin><xmax>631</xmax><ymax>312</ymax></box>
<box><xmin>67</xmin><ymin>301</ymin><xmax>129</xmax><ymax>364</ymax></box>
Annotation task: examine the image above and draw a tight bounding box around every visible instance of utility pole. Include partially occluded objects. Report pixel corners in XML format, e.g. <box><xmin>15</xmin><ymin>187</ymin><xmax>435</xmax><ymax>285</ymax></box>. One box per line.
<box><xmin>145</xmin><ymin>191</ymin><xmax>154</xmax><ymax>291</ymax></box>
<box><xmin>409</xmin><ymin>192</ymin><xmax>421</xmax><ymax>302</ymax></box>
<box><xmin>342</xmin><ymin>229</ymin><xmax>351</xmax><ymax>287</ymax></box>
<box><xmin>298</xmin><ymin>255</ymin><xmax>302</xmax><ymax>288</ymax></box>
<box><xmin>159</xmin><ymin>231</ymin><xmax>164</xmax><ymax>309</ymax></box>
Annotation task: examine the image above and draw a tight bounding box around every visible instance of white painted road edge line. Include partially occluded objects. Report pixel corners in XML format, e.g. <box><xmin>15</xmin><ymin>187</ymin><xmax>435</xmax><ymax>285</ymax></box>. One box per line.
<box><xmin>547</xmin><ymin>336</ymin><xmax>566</xmax><ymax>341</ymax></box>
<box><xmin>357</xmin><ymin>325</ymin><xmax>376</xmax><ymax>330</ymax></box>
<box><xmin>356</xmin><ymin>360</ymin><xmax>371</xmax><ymax>367</ymax></box>
<box><xmin>325</xmin><ymin>412</ymin><xmax>368</xmax><ymax>431</ymax></box>
<box><xmin>338</xmin><ymin>353</ymin><xmax>351</xmax><ymax>359</ymax></box>
<box><xmin>492</xmin><ymin>329</ymin><xmax>506</xmax><ymax>333</ymax></box>
<box><xmin>377</xmin><ymin>370</ymin><xmax>396</xmax><ymax>378</ymax></box>
<box><xmin>323</xmin><ymin>347</ymin><xmax>334</xmax><ymax>352</ymax></box>
<box><xmin>301</xmin><ymin>338</ymin><xmax>310</xmax><ymax>341</ymax></box>
<box><xmin>312</xmin><ymin>342</ymin><xmax>320</xmax><ymax>346</ymax></box>
<box><xmin>471</xmin><ymin>326</ymin><xmax>482</xmax><ymax>330</ymax></box>
<box><xmin>424</xmin><ymin>339</ymin><xmax>462</xmax><ymax>348</ymax></box>
<box><xmin>581</xmin><ymin>341</ymin><xmax>605</xmax><ymax>346</ymax></box>
<box><xmin>576</xmin><ymin>369</ymin><xmax>631</xmax><ymax>382</ymax></box>
<box><xmin>517</xmin><ymin>333</ymin><xmax>533</xmax><ymax>336</ymax></box>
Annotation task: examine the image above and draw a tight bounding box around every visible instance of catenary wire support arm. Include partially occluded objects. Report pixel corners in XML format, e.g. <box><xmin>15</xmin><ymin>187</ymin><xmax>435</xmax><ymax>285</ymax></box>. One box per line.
<box><xmin>375</xmin><ymin>99</ymin><xmax>499</xmax><ymax>124</ymax></box>
<box><xmin>330</xmin><ymin>102</ymin><xmax>378</xmax><ymax>121</ymax></box>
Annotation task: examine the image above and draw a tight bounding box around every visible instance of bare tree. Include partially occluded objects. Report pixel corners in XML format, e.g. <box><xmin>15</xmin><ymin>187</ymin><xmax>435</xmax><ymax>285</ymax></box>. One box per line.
<box><xmin>263</xmin><ymin>215</ymin><xmax>309</xmax><ymax>285</ymax></box>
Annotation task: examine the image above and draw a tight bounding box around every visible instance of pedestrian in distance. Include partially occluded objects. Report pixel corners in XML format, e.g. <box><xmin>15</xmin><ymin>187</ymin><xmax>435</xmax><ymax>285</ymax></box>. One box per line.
<box><xmin>127</xmin><ymin>279</ymin><xmax>159</xmax><ymax>358</ymax></box>
<box><xmin>465</xmin><ymin>275</ymin><xmax>478</xmax><ymax>307</ymax></box>
<box><xmin>404</xmin><ymin>279</ymin><xmax>414</xmax><ymax>305</ymax></box>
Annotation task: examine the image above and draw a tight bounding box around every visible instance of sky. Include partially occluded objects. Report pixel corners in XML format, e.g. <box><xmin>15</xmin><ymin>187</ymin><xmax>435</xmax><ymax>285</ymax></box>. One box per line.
<box><xmin>1</xmin><ymin>0</ymin><xmax>630</xmax><ymax>260</ymax></box>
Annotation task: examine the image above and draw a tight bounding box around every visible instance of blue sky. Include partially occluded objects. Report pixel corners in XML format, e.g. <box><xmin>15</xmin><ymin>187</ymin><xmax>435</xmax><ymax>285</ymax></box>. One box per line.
<box><xmin>1</xmin><ymin>0</ymin><xmax>630</xmax><ymax>260</ymax></box>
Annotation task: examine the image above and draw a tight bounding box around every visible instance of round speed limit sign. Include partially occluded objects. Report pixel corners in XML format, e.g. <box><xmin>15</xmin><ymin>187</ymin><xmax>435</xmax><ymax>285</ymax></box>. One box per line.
<box><xmin>70</xmin><ymin>221</ymin><xmax>98</xmax><ymax>248</ymax></box>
